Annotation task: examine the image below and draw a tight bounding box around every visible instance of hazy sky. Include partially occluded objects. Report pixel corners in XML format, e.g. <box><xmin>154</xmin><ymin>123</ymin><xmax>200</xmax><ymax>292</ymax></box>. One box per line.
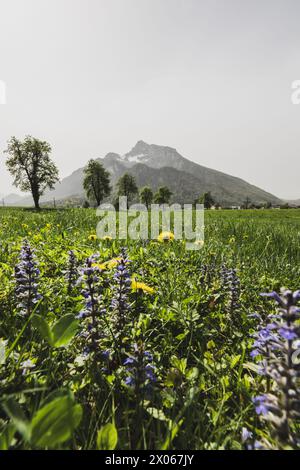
<box><xmin>0</xmin><ymin>0</ymin><xmax>300</xmax><ymax>199</ymax></box>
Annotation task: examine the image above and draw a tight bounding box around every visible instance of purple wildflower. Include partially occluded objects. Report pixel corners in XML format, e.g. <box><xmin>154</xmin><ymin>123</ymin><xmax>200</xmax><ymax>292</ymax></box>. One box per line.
<box><xmin>251</xmin><ymin>289</ymin><xmax>300</xmax><ymax>446</ymax></box>
<box><xmin>65</xmin><ymin>250</ymin><xmax>78</xmax><ymax>294</ymax></box>
<box><xmin>77</xmin><ymin>256</ymin><xmax>106</xmax><ymax>354</ymax></box>
<box><xmin>15</xmin><ymin>240</ymin><xmax>42</xmax><ymax>316</ymax></box>
<box><xmin>124</xmin><ymin>342</ymin><xmax>156</xmax><ymax>394</ymax></box>
<box><xmin>241</xmin><ymin>427</ymin><xmax>253</xmax><ymax>443</ymax></box>
<box><xmin>110</xmin><ymin>248</ymin><xmax>131</xmax><ymax>345</ymax></box>
<box><xmin>220</xmin><ymin>264</ymin><xmax>240</xmax><ymax>317</ymax></box>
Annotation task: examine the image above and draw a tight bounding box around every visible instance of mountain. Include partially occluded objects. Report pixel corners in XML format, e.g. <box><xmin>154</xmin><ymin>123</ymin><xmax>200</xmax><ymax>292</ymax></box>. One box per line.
<box><xmin>0</xmin><ymin>193</ymin><xmax>25</xmax><ymax>206</ymax></box>
<box><xmin>285</xmin><ymin>199</ymin><xmax>300</xmax><ymax>207</ymax></box>
<box><xmin>7</xmin><ymin>141</ymin><xmax>283</xmax><ymax>207</ymax></box>
<box><xmin>119</xmin><ymin>141</ymin><xmax>282</xmax><ymax>206</ymax></box>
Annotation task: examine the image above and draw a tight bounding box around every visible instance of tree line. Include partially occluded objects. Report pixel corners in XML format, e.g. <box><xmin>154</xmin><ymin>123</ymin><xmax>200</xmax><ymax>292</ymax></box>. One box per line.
<box><xmin>83</xmin><ymin>158</ymin><xmax>174</xmax><ymax>208</ymax></box>
<box><xmin>3</xmin><ymin>136</ymin><xmax>282</xmax><ymax>210</ymax></box>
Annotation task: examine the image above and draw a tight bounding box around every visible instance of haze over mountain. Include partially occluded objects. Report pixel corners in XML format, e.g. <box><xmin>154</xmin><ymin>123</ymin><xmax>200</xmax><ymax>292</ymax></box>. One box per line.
<box><xmin>6</xmin><ymin>141</ymin><xmax>283</xmax><ymax>207</ymax></box>
<box><xmin>0</xmin><ymin>193</ymin><xmax>24</xmax><ymax>206</ymax></box>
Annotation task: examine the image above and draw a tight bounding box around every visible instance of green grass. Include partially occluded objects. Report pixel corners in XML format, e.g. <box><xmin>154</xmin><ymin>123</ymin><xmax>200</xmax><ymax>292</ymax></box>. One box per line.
<box><xmin>0</xmin><ymin>208</ymin><xmax>299</xmax><ymax>449</ymax></box>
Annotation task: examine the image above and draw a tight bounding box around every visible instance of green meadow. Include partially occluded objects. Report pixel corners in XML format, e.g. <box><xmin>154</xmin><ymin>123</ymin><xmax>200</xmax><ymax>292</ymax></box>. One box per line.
<box><xmin>0</xmin><ymin>208</ymin><xmax>299</xmax><ymax>449</ymax></box>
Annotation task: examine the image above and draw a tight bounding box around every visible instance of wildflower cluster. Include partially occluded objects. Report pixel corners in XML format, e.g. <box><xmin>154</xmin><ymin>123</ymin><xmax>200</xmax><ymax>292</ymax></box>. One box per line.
<box><xmin>65</xmin><ymin>250</ymin><xmax>78</xmax><ymax>294</ymax></box>
<box><xmin>15</xmin><ymin>240</ymin><xmax>42</xmax><ymax>315</ymax></box>
<box><xmin>124</xmin><ymin>341</ymin><xmax>156</xmax><ymax>394</ymax></box>
<box><xmin>77</xmin><ymin>256</ymin><xmax>106</xmax><ymax>355</ymax></box>
<box><xmin>251</xmin><ymin>289</ymin><xmax>300</xmax><ymax>447</ymax></box>
<box><xmin>220</xmin><ymin>264</ymin><xmax>240</xmax><ymax>317</ymax></box>
<box><xmin>111</xmin><ymin>248</ymin><xmax>131</xmax><ymax>339</ymax></box>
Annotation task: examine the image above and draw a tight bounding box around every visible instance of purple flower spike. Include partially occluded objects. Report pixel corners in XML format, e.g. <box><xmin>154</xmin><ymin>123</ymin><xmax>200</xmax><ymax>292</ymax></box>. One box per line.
<box><xmin>251</xmin><ymin>289</ymin><xmax>300</xmax><ymax>445</ymax></box>
<box><xmin>15</xmin><ymin>240</ymin><xmax>42</xmax><ymax>316</ymax></box>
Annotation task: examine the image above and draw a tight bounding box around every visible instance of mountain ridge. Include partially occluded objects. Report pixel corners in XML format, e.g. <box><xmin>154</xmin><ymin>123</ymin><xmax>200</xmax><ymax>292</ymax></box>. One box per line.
<box><xmin>3</xmin><ymin>140</ymin><xmax>283</xmax><ymax>207</ymax></box>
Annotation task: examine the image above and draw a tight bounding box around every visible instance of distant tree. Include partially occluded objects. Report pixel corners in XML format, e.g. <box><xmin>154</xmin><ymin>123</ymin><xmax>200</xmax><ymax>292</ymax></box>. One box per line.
<box><xmin>4</xmin><ymin>136</ymin><xmax>59</xmax><ymax>210</ymax></box>
<box><xmin>83</xmin><ymin>159</ymin><xmax>111</xmax><ymax>206</ymax></box>
<box><xmin>199</xmin><ymin>191</ymin><xmax>215</xmax><ymax>209</ymax></box>
<box><xmin>280</xmin><ymin>203</ymin><xmax>290</xmax><ymax>209</ymax></box>
<box><xmin>140</xmin><ymin>186</ymin><xmax>153</xmax><ymax>208</ymax></box>
<box><xmin>117</xmin><ymin>173</ymin><xmax>138</xmax><ymax>206</ymax></box>
<box><xmin>242</xmin><ymin>196</ymin><xmax>251</xmax><ymax>209</ymax></box>
<box><xmin>154</xmin><ymin>186</ymin><xmax>173</xmax><ymax>204</ymax></box>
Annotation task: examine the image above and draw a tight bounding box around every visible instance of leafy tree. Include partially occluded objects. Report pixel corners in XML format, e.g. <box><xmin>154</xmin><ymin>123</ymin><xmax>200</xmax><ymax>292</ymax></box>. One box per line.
<box><xmin>154</xmin><ymin>186</ymin><xmax>173</xmax><ymax>204</ymax></box>
<box><xmin>83</xmin><ymin>159</ymin><xmax>111</xmax><ymax>206</ymax></box>
<box><xmin>242</xmin><ymin>196</ymin><xmax>251</xmax><ymax>209</ymax></box>
<box><xmin>140</xmin><ymin>186</ymin><xmax>153</xmax><ymax>208</ymax></box>
<box><xmin>4</xmin><ymin>136</ymin><xmax>59</xmax><ymax>210</ymax></box>
<box><xmin>198</xmin><ymin>191</ymin><xmax>215</xmax><ymax>209</ymax></box>
<box><xmin>117</xmin><ymin>173</ymin><xmax>138</xmax><ymax>206</ymax></box>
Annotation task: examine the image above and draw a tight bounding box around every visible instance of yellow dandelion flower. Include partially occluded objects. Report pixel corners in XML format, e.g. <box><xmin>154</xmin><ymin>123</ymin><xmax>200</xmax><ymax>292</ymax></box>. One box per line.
<box><xmin>93</xmin><ymin>257</ymin><xmax>121</xmax><ymax>270</ymax></box>
<box><xmin>194</xmin><ymin>240</ymin><xmax>204</xmax><ymax>247</ymax></box>
<box><xmin>22</xmin><ymin>224</ymin><xmax>28</xmax><ymax>229</ymax></box>
<box><xmin>88</xmin><ymin>234</ymin><xmax>97</xmax><ymax>242</ymax></box>
<box><xmin>157</xmin><ymin>231</ymin><xmax>175</xmax><ymax>243</ymax></box>
<box><xmin>131</xmin><ymin>280</ymin><xmax>155</xmax><ymax>294</ymax></box>
<box><xmin>106</xmin><ymin>258</ymin><xmax>121</xmax><ymax>269</ymax></box>
<box><xmin>102</xmin><ymin>236</ymin><xmax>112</xmax><ymax>241</ymax></box>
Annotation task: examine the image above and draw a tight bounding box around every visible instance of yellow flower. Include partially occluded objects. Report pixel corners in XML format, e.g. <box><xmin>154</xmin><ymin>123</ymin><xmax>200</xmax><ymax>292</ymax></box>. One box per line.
<box><xmin>131</xmin><ymin>280</ymin><xmax>155</xmax><ymax>294</ymax></box>
<box><xmin>88</xmin><ymin>234</ymin><xmax>97</xmax><ymax>242</ymax></box>
<box><xmin>194</xmin><ymin>240</ymin><xmax>204</xmax><ymax>247</ymax></box>
<box><xmin>101</xmin><ymin>236</ymin><xmax>113</xmax><ymax>241</ymax></box>
<box><xmin>22</xmin><ymin>224</ymin><xmax>28</xmax><ymax>229</ymax></box>
<box><xmin>157</xmin><ymin>231</ymin><xmax>175</xmax><ymax>243</ymax></box>
<box><xmin>93</xmin><ymin>257</ymin><xmax>121</xmax><ymax>270</ymax></box>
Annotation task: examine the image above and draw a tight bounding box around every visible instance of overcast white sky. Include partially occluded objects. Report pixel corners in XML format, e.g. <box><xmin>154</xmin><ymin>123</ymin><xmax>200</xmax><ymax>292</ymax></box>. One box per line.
<box><xmin>0</xmin><ymin>0</ymin><xmax>300</xmax><ymax>199</ymax></box>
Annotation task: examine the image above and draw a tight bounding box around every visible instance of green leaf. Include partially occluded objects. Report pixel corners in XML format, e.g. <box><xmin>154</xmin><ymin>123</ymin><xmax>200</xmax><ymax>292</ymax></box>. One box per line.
<box><xmin>146</xmin><ymin>407</ymin><xmax>168</xmax><ymax>422</ymax></box>
<box><xmin>230</xmin><ymin>355</ymin><xmax>241</xmax><ymax>369</ymax></box>
<box><xmin>0</xmin><ymin>423</ymin><xmax>16</xmax><ymax>450</ymax></box>
<box><xmin>32</xmin><ymin>314</ymin><xmax>78</xmax><ymax>348</ymax></box>
<box><xmin>97</xmin><ymin>423</ymin><xmax>118</xmax><ymax>450</ymax></box>
<box><xmin>160</xmin><ymin>419</ymin><xmax>184</xmax><ymax>450</ymax></box>
<box><xmin>30</xmin><ymin>395</ymin><xmax>82</xmax><ymax>448</ymax></box>
<box><xmin>170</xmin><ymin>356</ymin><xmax>187</xmax><ymax>374</ymax></box>
<box><xmin>52</xmin><ymin>314</ymin><xmax>79</xmax><ymax>348</ymax></box>
<box><xmin>2</xmin><ymin>398</ymin><xmax>31</xmax><ymax>442</ymax></box>
<box><xmin>32</xmin><ymin>315</ymin><xmax>54</xmax><ymax>346</ymax></box>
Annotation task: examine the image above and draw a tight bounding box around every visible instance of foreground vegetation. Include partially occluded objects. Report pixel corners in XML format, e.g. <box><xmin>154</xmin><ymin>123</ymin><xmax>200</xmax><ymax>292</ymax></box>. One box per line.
<box><xmin>0</xmin><ymin>208</ymin><xmax>299</xmax><ymax>450</ymax></box>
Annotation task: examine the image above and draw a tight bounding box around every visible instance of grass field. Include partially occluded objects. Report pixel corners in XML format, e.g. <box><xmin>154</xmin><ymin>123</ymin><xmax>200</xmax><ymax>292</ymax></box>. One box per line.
<box><xmin>0</xmin><ymin>208</ymin><xmax>299</xmax><ymax>449</ymax></box>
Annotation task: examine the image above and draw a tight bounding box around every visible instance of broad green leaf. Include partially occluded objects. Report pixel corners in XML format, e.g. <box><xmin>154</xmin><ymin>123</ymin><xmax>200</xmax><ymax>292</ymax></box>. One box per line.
<box><xmin>97</xmin><ymin>423</ymin><xmax>118</xmax><ymax>450</ymax></box>
<box><xmin>0</xmin><ymin>423</ymin><xmax>16</xmax><ymax>450</ymax></box>
<box><xmin>2</xmin><ymin>399</ymin><xmax>31</xmax><ymax>442</ymax></box>
<box><xmin>30</xmin><ymin>395</ymin><xmax>82</xmax><ymax>448</ymax></box>
<box><xmin>32</xmin><ymin>315</ymin><xmax>53</xmax><ymax>346</ymax></box>
<box><xmin>52</xmin><ymin>314</ymin><xmax>79</xmax><ymax>348</ymax></box>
